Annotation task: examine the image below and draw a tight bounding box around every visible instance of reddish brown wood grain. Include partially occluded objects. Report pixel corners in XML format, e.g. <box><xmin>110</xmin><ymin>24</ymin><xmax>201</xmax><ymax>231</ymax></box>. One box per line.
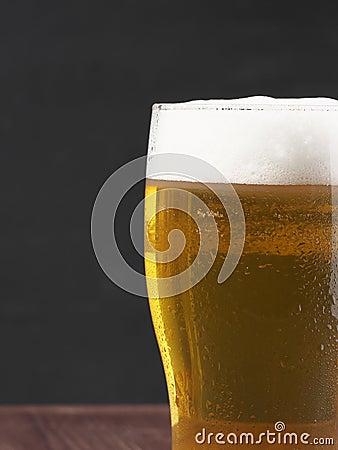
<box><xmin>0</xmin><ymin>405</ymin><xmax>171</xmax><ymax>450</ymax></box>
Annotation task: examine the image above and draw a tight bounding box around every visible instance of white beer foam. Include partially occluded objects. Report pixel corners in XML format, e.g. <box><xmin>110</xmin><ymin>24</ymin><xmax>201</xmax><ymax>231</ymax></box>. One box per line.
<box><xmin>147</xmin><ymin>96</ymin><xmax>338</xmax><ymax>184</ymax></box>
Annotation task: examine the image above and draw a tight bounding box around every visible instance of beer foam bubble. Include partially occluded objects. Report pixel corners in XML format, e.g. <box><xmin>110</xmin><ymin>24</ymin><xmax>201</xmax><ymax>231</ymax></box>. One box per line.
<box><xmin>147</xmin><ymin>96</ymin><xmax>338</xmax><ymax>184</ymax></box>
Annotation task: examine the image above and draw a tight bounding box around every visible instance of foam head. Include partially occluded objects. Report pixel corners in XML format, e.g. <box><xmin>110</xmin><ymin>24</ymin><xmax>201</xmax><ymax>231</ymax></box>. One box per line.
<box><xmin>146</xmin><ymin>96</ymin><xmax>338</xmax><ymax>184</ymax></box>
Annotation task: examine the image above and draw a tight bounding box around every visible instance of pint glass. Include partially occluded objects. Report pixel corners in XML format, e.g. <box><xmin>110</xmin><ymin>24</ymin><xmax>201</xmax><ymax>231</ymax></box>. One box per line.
<box><xmin>144</xmin><ymin>97</ymin><xmax>338</xmax><ymax>450</ymax></box>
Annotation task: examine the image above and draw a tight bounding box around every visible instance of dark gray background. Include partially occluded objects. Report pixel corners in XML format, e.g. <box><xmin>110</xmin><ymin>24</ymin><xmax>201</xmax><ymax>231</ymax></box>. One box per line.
<box><xmin>2</xmin><ymin>0</ymin><xmax>338</xmax><ymax>403</ymax></box>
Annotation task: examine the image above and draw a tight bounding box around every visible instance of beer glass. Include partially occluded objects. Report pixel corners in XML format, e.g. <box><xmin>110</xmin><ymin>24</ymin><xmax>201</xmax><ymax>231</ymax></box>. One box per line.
<box><xmin>144</xmin><ymin>97</ymin><xmax>338</xmax><ymax>449</ymax></box>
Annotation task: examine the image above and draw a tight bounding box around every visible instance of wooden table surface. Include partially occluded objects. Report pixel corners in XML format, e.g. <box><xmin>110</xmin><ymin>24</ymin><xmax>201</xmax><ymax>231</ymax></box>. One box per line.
<box><xmin>0</xmin><ymin>405</ymin><xmax>171</xmax><ymax>450</ymax></box>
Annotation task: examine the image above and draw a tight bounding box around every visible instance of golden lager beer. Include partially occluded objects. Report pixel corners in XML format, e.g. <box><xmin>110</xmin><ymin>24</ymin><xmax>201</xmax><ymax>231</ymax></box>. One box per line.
<box><xmin>145</xmin><ymin>180</ymin><xmax>337</xmax><ymax>449</ymax></box>
<box><xmin>145</xmin><ymin>98</ymin><xmax>338</xmax><ymax>449</ymax></box>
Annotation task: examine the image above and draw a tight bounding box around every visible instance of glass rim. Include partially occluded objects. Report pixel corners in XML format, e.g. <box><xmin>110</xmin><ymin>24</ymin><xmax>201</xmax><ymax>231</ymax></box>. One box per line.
<box><xmin>152</xmin><ymin>98</ymin><xmax>338</xmax><ymax>112</ymax></box>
